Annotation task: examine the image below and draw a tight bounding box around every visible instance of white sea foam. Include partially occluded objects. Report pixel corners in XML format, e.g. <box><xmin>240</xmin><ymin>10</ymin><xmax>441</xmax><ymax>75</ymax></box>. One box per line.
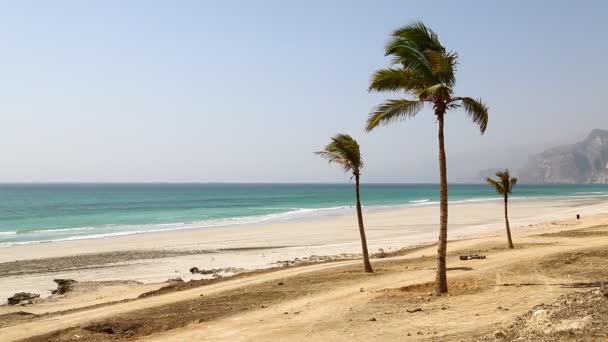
<box><xmin>451</xmin><ymin>197</ymin><xmax>501</xmax><ymax>204</ymax></box>
<box><xmin>54</xmin><ymin>230</ymin><xmax>153</xmax><ymax>241</ymax></box>
<box><xmin>0</xmin><ymin>206</ymin><xmax>358</xmax><ymax>246</ymax></box>
<box><xmin>29</xmin><ymin>226</ymin><xmax>97</xmax><ymax>234</ymax></box>
<box><xmin>411</xmin><ymin>201</ymin><xmax>440</xmax><ymax>206</ymax></box>
<box><xmin>2</xmin><ymin>190</ymin><xmax>607</xmax><ymax>247</ymax></box>
<box><xmin>409</xmin><ymin>199</ymin><xmax>431</xmax><ymax>204</ymax></box>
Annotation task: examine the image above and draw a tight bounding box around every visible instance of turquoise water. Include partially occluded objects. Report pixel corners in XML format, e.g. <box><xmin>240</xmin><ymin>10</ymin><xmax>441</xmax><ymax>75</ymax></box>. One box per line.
<box><xmin>1</xmin><ymin>183</ymin><xmax>607</xmax><ymax>245</ymax></box>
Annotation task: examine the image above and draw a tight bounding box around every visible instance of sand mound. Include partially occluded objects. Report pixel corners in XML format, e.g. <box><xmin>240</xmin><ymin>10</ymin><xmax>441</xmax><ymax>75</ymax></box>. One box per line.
<box><xmin>482</xmin><ymin>287</ymin><xmax>608</xmax><ymax>341</ymax></box>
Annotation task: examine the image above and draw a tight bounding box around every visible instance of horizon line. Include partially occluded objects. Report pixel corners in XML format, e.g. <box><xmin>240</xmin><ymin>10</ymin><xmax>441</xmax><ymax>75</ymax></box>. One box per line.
<box><xmin>0</xmin><ymin>181</ymin><xmax>598</xmax><ymax>186</ymax></box>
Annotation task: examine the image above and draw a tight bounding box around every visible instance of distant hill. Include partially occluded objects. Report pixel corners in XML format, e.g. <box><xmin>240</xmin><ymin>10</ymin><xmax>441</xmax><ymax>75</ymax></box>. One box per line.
<box><xmin>518</xmin><ymin>129</ymin><xmax>608</xmax><ymax>184</ymax></box>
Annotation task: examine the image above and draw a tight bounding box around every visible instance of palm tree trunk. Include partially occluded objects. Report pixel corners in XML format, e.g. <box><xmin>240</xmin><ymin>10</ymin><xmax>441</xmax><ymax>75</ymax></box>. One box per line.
<box><xmin>504</xmin><ymin>195</ymin><xmax>514</xmax><ymax>249</ymax></box>
<box><xmin>355</xmin><ymin>173</ymin><xmax>373</xmax><ymax>273</ymax></box>
<box><xmin>434</xmin><ymin>112</ymin><xmax>449</xmax><ymax>295</ymax></box>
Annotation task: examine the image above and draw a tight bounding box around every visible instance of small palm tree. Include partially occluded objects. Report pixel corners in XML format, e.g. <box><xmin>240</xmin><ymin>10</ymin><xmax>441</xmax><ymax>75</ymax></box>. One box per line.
<box><xmin>315</xmin><ymin>134</ymin><xmax>373</xmax><ymax>273</ymax></box>
<box><xmin>487</xmin><ymin>169</ymin><xmax>517</xmax><ymax>249</ymax></box>
<box><xmin>366</xmin><ymin>21</ymin><xmax>489</xmax><ymax>295</ymax></box>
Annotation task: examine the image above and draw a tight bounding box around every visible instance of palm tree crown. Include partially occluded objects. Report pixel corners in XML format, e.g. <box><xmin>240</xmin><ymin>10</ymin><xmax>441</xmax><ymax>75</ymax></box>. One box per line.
<box><xmin>366</xmin><ymin>21</ymin><xmax>488</xmax><ymax>132</ymax></box>
<box><xmin>315</xmin><ymin>134</ymin><xmax>362</xmax><ymax>175</ymax></box>
<box><xmin>487</xmin><ymin>169</ymin><xmax>518</xmax><ymax>196</ymax></box>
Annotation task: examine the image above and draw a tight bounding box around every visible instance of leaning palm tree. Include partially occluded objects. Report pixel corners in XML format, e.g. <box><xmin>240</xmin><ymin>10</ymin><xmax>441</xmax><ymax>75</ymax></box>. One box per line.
<box><xmin>315</xmin><ymin>134</ymin><xmax>373</xmax><ymax>273</ymax></box>
<box><xmin>366</xmin><ymin>21</ymin><xmax>488</xmax><ymax>295</ymax></box>
<box><xmin>487</xmin><ymin>169</ymin><xmax>517</xmax><ymax>249</ymax></box>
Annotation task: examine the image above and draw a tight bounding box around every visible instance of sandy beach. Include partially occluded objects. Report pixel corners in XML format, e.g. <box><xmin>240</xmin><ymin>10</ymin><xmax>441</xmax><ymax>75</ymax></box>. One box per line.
<box><xmin>1</xmin><ymin>197</ymin><xmax>606</xmax><ymax>304</ymax></box>
<box><xmin>0</xmin><ymin>199</ymin><xmax>608</xmax><ymax>341</ymax></box>
<box><xmin>0</xmin><ymin>196</ymin><xmax>606</xmax><ymax>341</ymax></box>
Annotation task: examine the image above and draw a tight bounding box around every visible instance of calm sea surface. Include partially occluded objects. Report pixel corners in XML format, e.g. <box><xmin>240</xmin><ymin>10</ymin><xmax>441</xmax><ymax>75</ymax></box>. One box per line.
<box><xmin>1</xmin><ymin>183</ymin><xmax>607</xmax><ymax>245</ymax></box>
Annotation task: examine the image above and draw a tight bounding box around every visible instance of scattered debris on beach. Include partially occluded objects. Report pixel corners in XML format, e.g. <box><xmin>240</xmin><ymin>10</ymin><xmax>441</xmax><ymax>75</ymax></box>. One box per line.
<box><xmin>459</xmin><ymin>254</ymin><xmax>486</xmax><ymax>260</ymax></box>
<box><xmin>480</xmin><ymin>287</ymin><xmax>608</xmax><ymax>341</ymax></box>
<box><xmin>459</xmin><ymin>250</ymin><xmax>487</xmax><ymax>260</ymax></box>
<box><xmin>84</xmin><ymin>322</ymin><xmax>141</xmax><ymax>338</ymax></box>
<box><xmin>189</xmin><ymin>266</ymin><xmax>243</xmax><ymax>276</ymax></box>
<box><xmin>0</xmin><ymin>249</ymin><xmax>216</xmax><ymax>278</ymax></box>
<box><xmin>138</xmin><ymin>279</ymin><xmax>218</xmax><ymax>298</ymax></box>
<box><xmin>272</xmin><ymin>253</ymin><xmax>359</xmax><ymax>268</ymax></box>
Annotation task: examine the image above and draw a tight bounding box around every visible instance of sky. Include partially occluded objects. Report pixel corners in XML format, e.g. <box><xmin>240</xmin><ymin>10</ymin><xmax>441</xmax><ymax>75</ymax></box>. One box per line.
<box><xmin>1</xmin><ymin>0</ymin><xmax>607</xmax><ymax>183</ymax></box>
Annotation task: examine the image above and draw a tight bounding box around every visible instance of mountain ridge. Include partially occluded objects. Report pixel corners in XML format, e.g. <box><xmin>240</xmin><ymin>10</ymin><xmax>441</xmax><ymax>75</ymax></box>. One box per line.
<box><xmin>518</xmin><ymin>129</ymin><xmax>608</xmax><ymax>184</ymax></box>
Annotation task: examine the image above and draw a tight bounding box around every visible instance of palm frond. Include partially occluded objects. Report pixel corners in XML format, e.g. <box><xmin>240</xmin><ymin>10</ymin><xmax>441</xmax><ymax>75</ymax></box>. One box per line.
<box><xmin>384</xmin><ymin>22</ymin><xmax>457</xmax><ymax>92</ymax></box>
<box><xmin>365</xmin><ymin>99</ymin><xmax>424</xmax><ymax>132</ymax></box>
<box><xmin>315</xmin><ymin>150</ymin><xmax>354</xmax><ymax>173</ymax></box>
<box><xmin>368</xmin><ymin>68</ymin><xmax>429</xmax><ymax>93</ymax></box>
<box><xmin>424</xmin><ymin>50</ymin><xmax>458</xmax><ymax>86</ymax></box>
<box><xmin>509</xmin><ymin>177</ymin><xmax>518</xmax><ymax>193</ymax></box>
<box><xmin>385</xmin><ymin>37</ymin><xmax>434</xmax><ymax>78</ymax></box>
<box><xmin>314</xmin><ymin>151</ymin><xmax>343</xmax><ymax>166</ymax></box>
<box><xmin>453</xmin><ymin>97</ymin><xmax>489</xmax><ymax>134</ymax></box>
<box><xmin>486</xmin><ymin>177</ymin><xmax>505</xmax><ymax>194</ymax></box>
<box><xmin>487</xmin><ymin>169</ymin><xmax>517</xmax><ymax>195</ymax></box>
<box><xmin>391</xmin><ymin>21</ymin><xmax>445</xmax><ymax>53</ymax></box>
<box><xmin>315</xmin><ymin>134</ymin><xmax>362</xmax><ymax>174</ymax></box>
<box><xmin>417</xmin><ymin>83</ymin><xmax>450</xmax><ymax>101</ymax></box>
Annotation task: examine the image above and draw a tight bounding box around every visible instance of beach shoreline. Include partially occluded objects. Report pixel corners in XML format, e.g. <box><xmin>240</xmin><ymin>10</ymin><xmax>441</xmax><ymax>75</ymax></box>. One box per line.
<box><xmin>1</xmin><ymin>195</ymin><xmax>604</xmax><ymax>250</ymax></box>
<box><xmin>0</xmin><ymin>203</ymin><xmax>607</xmax><ymax>341</ymax></box>
<box><xmin>1</xmin><ymin>196</ymin><xmax>607</xmax><ymax>304</ymax></box>
<box><xmin>2</xmin><ymin>183</ymin><xmax>607</xmax><ymax>247</ymax></box>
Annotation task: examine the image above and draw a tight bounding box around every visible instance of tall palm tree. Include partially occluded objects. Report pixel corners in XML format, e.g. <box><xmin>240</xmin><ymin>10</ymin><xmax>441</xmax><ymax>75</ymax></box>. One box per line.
<box><xmin>315</xmin><ymin>134</ymin><xmax>373</xmax><ymax>273</ymax></box>
<box><xmin>366</xmin><ymin>21</ymin><xmax>488</xmax><ymax>295</ymax></box>
<box><xmin>487</xmin><ymin>169</ymin><xmax>517</xmax><ymax>249</ymax></box>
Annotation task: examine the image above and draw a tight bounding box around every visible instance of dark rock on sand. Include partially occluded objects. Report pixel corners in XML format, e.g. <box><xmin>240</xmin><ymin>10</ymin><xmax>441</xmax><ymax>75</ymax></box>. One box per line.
<box><xmin>7</xmin><ymin>292</ymin><xmax>40</xmax><ymax>306</ymax></box>
<box><xmin>52</xmin><ymin>279</ymin><xmax>77</xmax><ymax>295</ymax></box>
<box><xmin>190</xmin><ymin>266</ymin><xmax>220</xmax><ymax>275</ymax></box>
<box><xmin>189</xmin><ymin>266</ymin><xmax>243</xmax><ymax>275</ymax></box>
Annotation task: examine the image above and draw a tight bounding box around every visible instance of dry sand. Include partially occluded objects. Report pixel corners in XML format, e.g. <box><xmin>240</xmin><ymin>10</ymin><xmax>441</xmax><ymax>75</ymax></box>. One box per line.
<box><xmin>0</xmin><ymin>197</ymin><xmax>607</xmax><ymax>341</ymax></box>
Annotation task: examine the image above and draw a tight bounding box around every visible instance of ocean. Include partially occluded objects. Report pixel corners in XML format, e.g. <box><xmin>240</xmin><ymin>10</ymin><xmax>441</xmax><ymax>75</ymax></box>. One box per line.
<box><xmin>1</xmin><ymin>183</ymin><xmax>607</xmax><ymax>245</ymax></box>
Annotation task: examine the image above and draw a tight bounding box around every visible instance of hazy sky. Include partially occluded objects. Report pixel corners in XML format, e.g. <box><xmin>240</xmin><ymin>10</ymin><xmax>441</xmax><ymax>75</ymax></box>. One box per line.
<box><xmin>1</xmin><ymin>0</ymin><xmax>607</xmax><ymax>183</ymax></box>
